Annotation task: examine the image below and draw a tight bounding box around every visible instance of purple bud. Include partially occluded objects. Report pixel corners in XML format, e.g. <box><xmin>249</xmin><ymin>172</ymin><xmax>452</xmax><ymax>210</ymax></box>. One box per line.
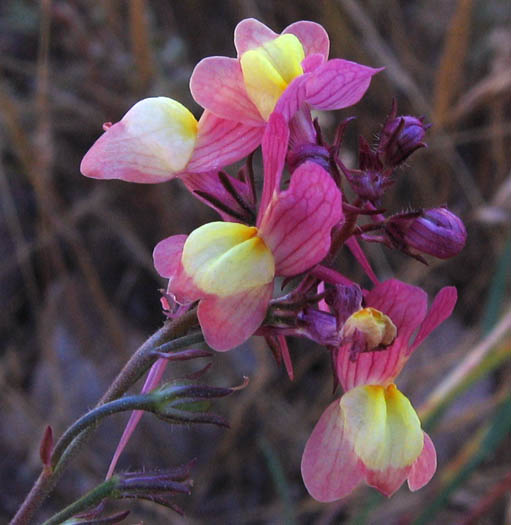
<box><xmin>116</xmin><ymin>463</ymin><xmax>194</xmax><ymax>515</ymax></box>
<box><xmin>325</xmin><ymin>284</ymin><xmax>363</xmax><ymax>326</ymax></box>
<box><xmin>344</xmin><ymin>169</ymin><xmax>390</xmax><ymax>202</ymax></box>
<box><xmin>298</xmin><ymin>308</ymin><xmax>340</xmax><ymax>346</ymax></box>
<box><xmin>378</xmin><ymin>102</ymin><xmax>429</xmax><ymax>167</ymax></box>
<box><xmin>287</xmin><ymin>143</ymin><xmax>331</xmax><ymax>172</ymax></box>
<box><xmin>358</xmin><ymin>136</ymin><xmax>382</xmax><ymax>172</ymax></box>
<box><xmin>339</xmin><ymin>137</ymin><xmax>393</xmax><ymax>202</ymax></box>
<box><xmin>388</xmin><ymin>208</ymin><xmax>467</xmax><ymax>259</ymax></box>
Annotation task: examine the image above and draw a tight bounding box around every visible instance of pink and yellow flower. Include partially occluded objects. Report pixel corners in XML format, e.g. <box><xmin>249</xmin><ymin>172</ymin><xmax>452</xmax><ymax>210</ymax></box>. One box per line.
<box><xmin>80</xmin><ymin>97</ymin><xmax>263</xmax><ymax>183</ymax></box>
<box><xmin>153</xmin><ymin>113</ymin><xmax>343</xmax><ymax>350</ymax></box>
<box><xmin>190</xmin><ymin>18</ymin><xmax>381</xmax><ymax>125</ymax></box>
<box><xmin>301</xmin><ymin>279</ymin><xmax>457</xmax><ymax>501</ymax></box>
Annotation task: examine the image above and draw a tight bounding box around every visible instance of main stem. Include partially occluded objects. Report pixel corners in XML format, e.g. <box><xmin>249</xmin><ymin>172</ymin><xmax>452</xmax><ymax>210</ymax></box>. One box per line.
<box><xmin>10</xmin><ymin>309</ymin><xmax>198</xmax><ymax>525</ymax></box>
<box><xmin>41</xmin><ymin>478</ymin><xmax>120</xmax><ymax>525</ymax></box>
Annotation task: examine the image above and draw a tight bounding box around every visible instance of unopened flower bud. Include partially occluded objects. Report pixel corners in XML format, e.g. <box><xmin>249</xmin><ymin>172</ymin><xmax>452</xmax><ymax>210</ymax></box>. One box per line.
<box><xmin>341</xmin><ymin>137</ymin><xmax>393</xmax><ymax>202</ymax></box>
<box><xmin>298</xmin><ymin>308</ymin><xmax>339</xmax><ymax>346</ymax></box>
<box><xmin>118</xmin><ymin>466</ymin><xmax>193</xmax><ymax>495</ymax></box>
<box><xmin>151</xmin><ymin>379</ymin><xmax>247</xmax><ymax>427</ymax></box>
<box><xmin>388</xmin><ymin>208</ymin><xmax>466</xmax><ymax>259</ymax></box>
<box><xmin>346</xmin><ymin>170</ymin><xmax>389</xmax><ymax>202</ymax></box>
<box><xmin>116</xmin><ymin>462</ymin><xmax>195</xmax><ymax>515</ymax></box>
<box><xmin>378</xmin><ymin>100</ymin><xmax>429</xmax><ymax>167</ymax></box>
<box><xmin>287</xmin><ymin>143</ymin><xmax>331</xmax><ymax>172</ymax></box>
<box><xmin>325</xmin><ymin>284</ymin><xmax>363</xmax><ymax>326</ymax></box>
<box><xmin>342</xmin><ymin>307</ymin><xmax>397</xmax><ymax>357</ymax></box>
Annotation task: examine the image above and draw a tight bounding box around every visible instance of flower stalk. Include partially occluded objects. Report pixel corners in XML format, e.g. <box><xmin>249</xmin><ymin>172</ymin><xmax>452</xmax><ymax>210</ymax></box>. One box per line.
<box><xmin>10</xmin><ymin>309</ymin><xmax>199</xmax><ymax>525</ymax></box>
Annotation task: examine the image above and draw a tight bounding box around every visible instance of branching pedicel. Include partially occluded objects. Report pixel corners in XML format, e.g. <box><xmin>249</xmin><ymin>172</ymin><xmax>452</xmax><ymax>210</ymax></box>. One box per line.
<box><xmin>13</xmin><ymin>17</ymin><xmax>466</xmax><ymax>524</ymax></box>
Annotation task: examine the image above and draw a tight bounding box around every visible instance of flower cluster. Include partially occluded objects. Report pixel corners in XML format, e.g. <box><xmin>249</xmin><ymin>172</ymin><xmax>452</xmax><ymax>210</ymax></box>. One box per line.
<box><xmin>81</xmin><ymin>18</ymin><xmax>465</xmax><ymax>502</ymax></box>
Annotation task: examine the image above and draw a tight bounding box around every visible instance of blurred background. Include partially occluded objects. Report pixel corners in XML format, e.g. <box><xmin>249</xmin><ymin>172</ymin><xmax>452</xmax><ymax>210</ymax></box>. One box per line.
<box><xmin>1</xmin><ymin>1</ymin><xmax>510</xmax><ymax>524</ymax></box>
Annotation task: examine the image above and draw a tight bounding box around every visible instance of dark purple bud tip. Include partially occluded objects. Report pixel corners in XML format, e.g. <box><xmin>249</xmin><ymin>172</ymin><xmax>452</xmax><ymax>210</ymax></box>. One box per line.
<box><xmin>40</xmin><ymin>425</ymin><xmax>53</xmax><ymax>468</ymax></box>
<box><xmin>379</xmin><ymin>112</ymin><xmax>428</xmax><ymax>167</ymax></box>
<box><xmin>343</xmin><ymin>168</ymin><xmax>390</xmax><ymax>202</ymax></box>
<box><xmin>287</xmin><ymin>143</ymin><xmax>331</xmax><ymax>172</ymax></box>
<box><xmin>338</xmin><ymin>137</ymin><xmax>394</xmax><ymax>202</ymax></box>
<box><xmin>404</xmin><ymin>208</ymin><xmax>467</xmax><ymax>258</ymax></box>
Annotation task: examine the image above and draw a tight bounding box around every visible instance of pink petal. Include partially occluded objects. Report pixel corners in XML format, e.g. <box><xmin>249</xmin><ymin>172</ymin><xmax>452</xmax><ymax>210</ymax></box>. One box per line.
<box><xmin>288</xmin><ymin>104</ymin><xmax>317</xmax><ymax>149</ymax></box>
<box><xmin>311</xmin><ymin>265</ymin><xmax>355</xmax><ymax>287</ymax></box>
<box><xmin>273</xmin><ymin>74</ymin><xmax>309</xmax><ymax>123</ymax></box>
<box><xmin>278</xmin><ymin>335</ymin><xmax>294</xmax><ymax>380</ymax></box>
<box><xmin>198</xmin><ymin>282</ymin><xmax>273</xmax><ymax>351</ymax></box>
<box><xmin>301</xmin><ymin>53</ymin><xmax>325</xmax><ymax>73</ymax></box>
<box><xmin>336</xmin><ymin>279</ymin><xmax>428</xmax><ymax>390</ymax></box>
<box><xmin>283</xmin><ymin>21</ymin><xmax>330</xmax><ymax>60</ymax></box>
<box><xmin>306</xmin><ymin>60</ymin><xmax>383</xmax><ymax>111</ymax></box>
<box><xmin>410</xmin><ymin>286</ymin><xmax>457</xmax><ymax>354</ymax></box>
<box><xmin>408</xmin><ymin>432</ymin><xmax>437</xmax><ymax>491</ymax></box>
<box><xmin>169</xmin><ymin>265</ymin><xmax>202</xmax><ymax>304</ymax></box>
<box><xmin>365</xmin><ymin>465</ymin><xmax>411</xmax><ymax>498</ymax></box>
<box><xmin>180</xmin><ymin>172</ymin><xmax>250</xmax><ymax>223</ymax></box>
<box><xmin>234</xmin><ymin>18</ymin><xmax>279</xmax><ymax>55</ymax></box>
<box><xmin>260</xmin><ymin>162</ymin><xmax>342</xmax><ymax>276</ymax></box>
<box><xmin>153</xmin><ymin>235</ymin><xmax>187</xmax><ymax>278</ymax></box>
<box><xmin>367</xmin><ymin>279</ymin><xmax>428</xmax><ymax>347</ymax></box>
<box><xmin>301</xmin><ymin>400</ymin><xmax>364</xmax><ymax>502</ymax></box>
<box><xmin>317</xmin><ymin>281</ymin><xmax>329</xmax><ymax>313</ymax></box>
<box><xmin>81</xmin><ymin>121</ymin><xmax>176</xmax><ymax>183</ymax></box>
<box><xmin>258</xmin><ymin>112</ymin><xmax>290</xmax><ymax>220</ymax></box>
<box><xmin>345</xmin><ymin>237</ymin><xmax>379</xmax><ymax>285</ymax></box>
<box><xmin>187</xmin><ymin>111</ymin><xmax>263</xmax><ymax>172</ymax></box>
<box><xmin>153</xmin><ymin>236</ymin><xmax>201</xmax><ymax>303</ymax></box>
<box><xmin>106</xmin><ymin>358</ymin><xmax>169</xmax><ymax>479</ymax></box>
<box><xmin>190</xmin><ymin>57</ymin><xmax>263</xmax><ymax>125</ymax></box>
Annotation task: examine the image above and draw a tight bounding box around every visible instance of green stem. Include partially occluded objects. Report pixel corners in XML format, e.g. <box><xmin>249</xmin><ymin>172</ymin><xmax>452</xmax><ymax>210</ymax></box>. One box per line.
<box><xmin>151</xmin><ymin>330</ymin><xmax>204</xmax><ymax>355</ymax></box>
<box><xmin>51</xmin><ymin>394</ymin><xmax>155</xmax><ymax>470</ymax></box>
<box><xmin>41</xmin><ymin>478</ymin><xmax>120</xmax><ymax>525</ymax></box>
<box><xmin>99</xmin><ymin>310</ymin><xmax>198</xmax><ymax>405</ymax></box>
<box><xmin>10</xmin><ymin>309</ymin><xmax>198</xmax><ymax>525</ymax></box>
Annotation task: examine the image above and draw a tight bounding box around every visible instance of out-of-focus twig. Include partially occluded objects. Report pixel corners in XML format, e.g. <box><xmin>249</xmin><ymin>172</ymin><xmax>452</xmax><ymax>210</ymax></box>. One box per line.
<box><xmin>129</xmin><ymin>0</ymin><xmax>155</xmax><ymax>92</ymax></box>
<box><xmin>460</xmin><ymin>472</ymin><xmax>511</xmax><ymax>525</ymax></box>
<box><xmin>0</xmin><ymin>151</ymin><xmax>40</xmax><ymax>311</ymax></box>
<box><xmin>432</xmin><ymin>0</ymin><xmax>473</xmax><ymax>127</ymax></box>
<box><xmin>419</xmin><ymin>309</ymin><xmax>511</xmax><ymax>423</ymax></box>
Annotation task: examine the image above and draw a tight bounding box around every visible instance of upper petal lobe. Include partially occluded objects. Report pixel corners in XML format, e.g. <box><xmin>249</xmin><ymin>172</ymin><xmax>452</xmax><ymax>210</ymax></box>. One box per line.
<box><xmin>259</xmin><ymin>161</ymin><xmax>342</xmax><ymax>276</ymax></box>
<box><xmin>190</xmin><ymin>57</ymin><xmax>263</xmax><ymax>125</ymax></box>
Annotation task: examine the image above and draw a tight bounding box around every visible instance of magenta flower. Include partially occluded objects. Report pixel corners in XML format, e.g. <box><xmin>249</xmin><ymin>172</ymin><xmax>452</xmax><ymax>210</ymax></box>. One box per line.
<box><xmin>80</xmin><ymin>97</ymin><xmax>263</xmax><ymax>183</ymax></box>
<box><xmin>301</xmin><ymin>279</ymin><xmax>457</xmax><ymax>501</ymax></box>
<box><xmin>153</xmin><ymin>113</ymin><xmax>343</xmax><ymax>350</ymax></box>
<box><xmin>190</xmin><ymin>18</ymin><xmax>381</xmax><ymax>125</ymax></box>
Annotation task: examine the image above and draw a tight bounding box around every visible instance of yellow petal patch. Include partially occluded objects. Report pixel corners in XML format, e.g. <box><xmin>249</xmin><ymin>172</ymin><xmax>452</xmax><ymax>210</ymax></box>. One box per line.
<box><xmin>123</xmin><ymin>97</ymin><xmax>198</xmax><ymax>173</ymax></box>
<box><xmin>182</xmin><ymin>222</ymin><xmax>275</xmax><ymax>297</ymax></box>
<box><xmin>341</xmin><ymin>384</ymin><xmax>424</xmax><ymax>471</ymax></box>
<box><xmin>342</xmin><ymin>307</ymin><xmax>397</xmax><ymax>350</ymax></box>
<box><xmin>240</xmin><ymin>34</ymin><xmax>305</xmax><ymax>120</ymax></box>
